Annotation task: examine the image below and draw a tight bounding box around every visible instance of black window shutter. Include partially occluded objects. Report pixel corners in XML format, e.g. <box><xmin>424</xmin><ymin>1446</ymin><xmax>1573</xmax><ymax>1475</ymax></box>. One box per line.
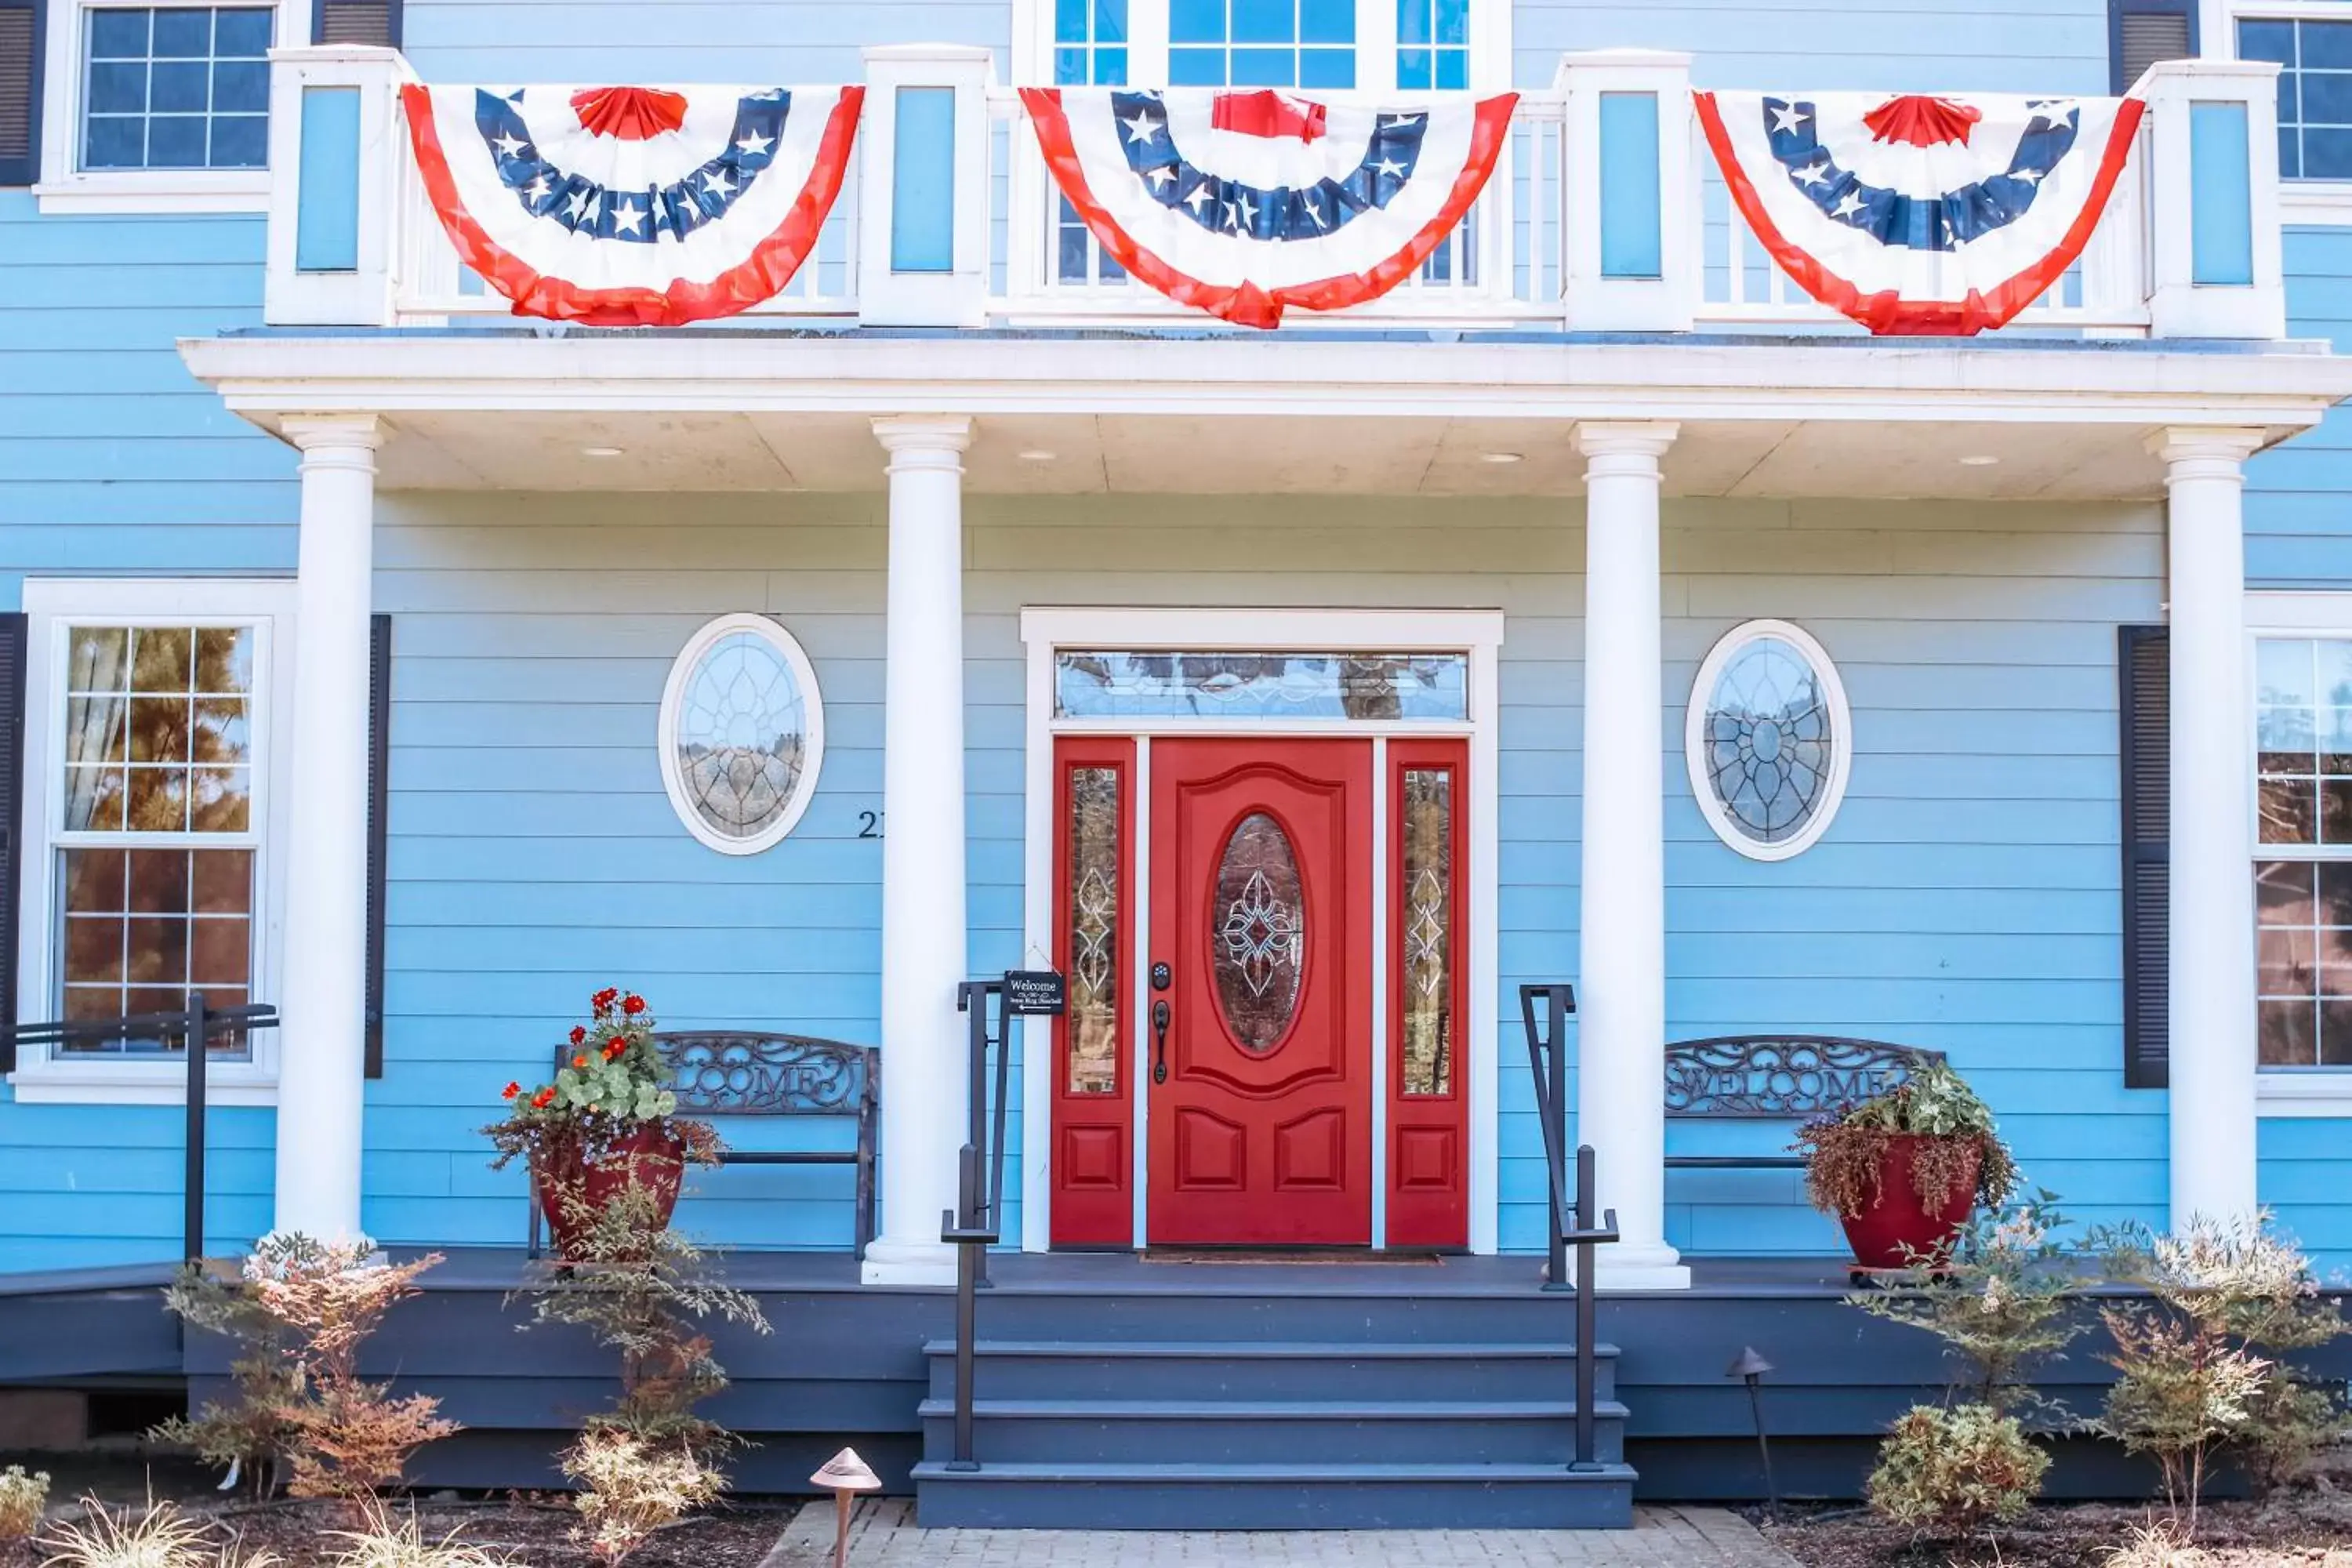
<box><xmin>363</xmin><ymin>612</ymin><xmax>390</xmax><ymax>1079</ymax></box>
<box><xmin>0</xmin><ymin>0</ymin><xmax>42</xmax><ymax>189</ymax></box>
<box><xmin>313</xmin><ymin>0</ymin><xmax>399</xmax><ymax>46</ymax></box>
<box><xmin>2111</xmin><ymin>0</ymin><xmax>2197</xmax><ymax>95</ymax></box>
<box><xmin>2120</xmin><ymin>625</ymin><xmax>2170</xmax><ymax>1089</ymax></box>
<box><xmin>0</xmin><ymin>613</ymin><xmax>24</xmax><ymax>1073</ymax></box>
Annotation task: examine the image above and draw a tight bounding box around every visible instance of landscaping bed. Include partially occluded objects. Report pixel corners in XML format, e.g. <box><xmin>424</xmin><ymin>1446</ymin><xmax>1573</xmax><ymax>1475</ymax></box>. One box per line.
<box><xmin>1762</xmin><ymin>1493</ymin><xmax>2352</xmax><ymax>1567</ymax></box>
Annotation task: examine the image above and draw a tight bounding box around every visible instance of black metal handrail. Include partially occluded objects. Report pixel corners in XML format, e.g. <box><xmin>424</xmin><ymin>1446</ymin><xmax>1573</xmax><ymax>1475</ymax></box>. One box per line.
<box><xmin>7</xmin><ymin>995</ymin><xmax>279</xmax><ymax>1262</ymax></box>
<box><xmin>1519</xmin><ymin>982</ymin><xmax>1621</xmax><ymax>1472</ymax></box>
<box><xmin>940</xmin><ymin>977</ymin><xmax>1015</xmax><ymax>1472</ymax></box>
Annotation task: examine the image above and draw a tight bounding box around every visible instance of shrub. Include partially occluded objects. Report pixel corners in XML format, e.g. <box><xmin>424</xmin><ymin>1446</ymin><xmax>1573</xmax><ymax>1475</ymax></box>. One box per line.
<box><xmin>1795</xmin><ymin>1060</ymin><xmax>2019</xmax><ymax>1221</ymax></box>
<box><xmin>157</xmin><ymin>1235</ymin><xmax>460</xmax><ymax>1508</ymax></box>
<box><xmin>36</xmin><ymin>1497</ymin><xmax>280</xmax><ymax>1568</ymax></box>
<box><xmin>2093</xmin><ymin>1211</ymin><xmax>2349</xmax><ymax>1531</ymax></box>
<box><xmin>0</xmin><ymin>1465</ymin><xmax>48</xmax><ymax>1539</ymax></box>
<box><xmin>1850</xmin><ymin>1191</ymin><xmax>2088</xmax><ymax>1421</ymax></box>
<box><xmin>560</xmin><ymin>1428</ymin><xmax>724</xmax><ymax>1566</ymax></box>
<box><xmin>1866</xmin><ymin>1403</ymin><xmax>2049</xmax><ymax>1541</ymax></box>
<box><xmin>521</xmin><ymin>1186</ymin><xmax>768</xmax><ymax>1560</ymax></box>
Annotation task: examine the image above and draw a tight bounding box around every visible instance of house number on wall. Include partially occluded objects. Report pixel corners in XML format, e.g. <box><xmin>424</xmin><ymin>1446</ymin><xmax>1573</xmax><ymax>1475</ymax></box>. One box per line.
<box><xmin>858</xmin><ymin>811</ymin><xmax>884</xmax><ymax>839</ymax></box>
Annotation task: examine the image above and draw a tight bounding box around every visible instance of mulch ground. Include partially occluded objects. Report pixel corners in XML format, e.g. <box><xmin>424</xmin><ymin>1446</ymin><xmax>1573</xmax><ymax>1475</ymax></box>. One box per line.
<box><xmin>1759</xmin><ymin>1492</ymin><xmax>2352</xmax><ymax>1567</ymax></box>
<box><xmin>0</xmin><ymin>1490</ymin><xmax>796</xmax><ymax>1567</ymax></box>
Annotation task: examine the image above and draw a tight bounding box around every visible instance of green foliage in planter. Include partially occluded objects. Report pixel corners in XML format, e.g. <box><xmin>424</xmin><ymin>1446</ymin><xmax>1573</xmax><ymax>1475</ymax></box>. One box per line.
<box><xmin>1867</xmin><ymin>1403</ymin><xmax>2049</xmax><ymax>1541</ymax></box>
<box><xmin>1850</xmin><ymin>1192</ymin><xmax>2089</xmax><ymax>1422</ymax></box>
<box><xmin>482</xmin><ymin>989</ymin><xmax>719</xmax><ymax>1174</ymax></box>
<box><xmin>1794</xmin><ymin>1060</ymin><xmax>2019</xmax><ymax>1219</ymax></box>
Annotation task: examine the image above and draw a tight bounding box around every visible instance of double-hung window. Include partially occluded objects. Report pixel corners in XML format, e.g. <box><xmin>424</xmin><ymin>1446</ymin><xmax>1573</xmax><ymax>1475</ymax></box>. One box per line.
<box><xmin>34</xmin><ymin>0</ymin><xmax>291</xmax><ymax>211</ymax></box>
<box><xmin>2225</xmin><ymin>2</ymin><xmax>2352</xmax><ymax>220</ymax></box>
<box><xmin>15</xmin><ymin>579</ymin><xmax>294</xmax><ymax>1104</ymax></box>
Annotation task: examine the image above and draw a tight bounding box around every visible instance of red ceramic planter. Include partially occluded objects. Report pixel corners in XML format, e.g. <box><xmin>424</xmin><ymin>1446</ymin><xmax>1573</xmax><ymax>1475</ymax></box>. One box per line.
<box><xmin>535</xmin><ymin>1123</ymin><xmax>687</xmax><ymax>1259</ymax></box>
<box><xmin>1839</xmin><ymin>1133</ymin><xmax>1981</xmax><ymax>1270</ymax></box>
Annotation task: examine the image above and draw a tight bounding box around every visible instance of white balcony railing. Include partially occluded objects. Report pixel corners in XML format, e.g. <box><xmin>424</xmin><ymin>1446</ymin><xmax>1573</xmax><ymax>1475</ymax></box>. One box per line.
<box><xmin>263</xmin><ymin>49</ymin><xmax>2284</xmax><ymax>342</ymax></box>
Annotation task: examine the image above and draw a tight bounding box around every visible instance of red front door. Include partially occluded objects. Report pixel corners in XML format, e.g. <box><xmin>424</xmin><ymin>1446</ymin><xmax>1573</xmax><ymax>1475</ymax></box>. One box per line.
<box><xmin>1147</xmin><ymin>739</ymin><xmax>1373</xmax><ymax>1246</ymax></box>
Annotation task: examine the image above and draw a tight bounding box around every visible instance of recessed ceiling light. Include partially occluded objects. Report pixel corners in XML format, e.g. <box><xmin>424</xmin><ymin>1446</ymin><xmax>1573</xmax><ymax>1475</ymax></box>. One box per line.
<box><xmin>1018</xmin><ymin>448</ymin><xmax>1058</xmax><ymax>462</ymax></box>
<box><xmin>1958</xmin><ymin>454</ymin><xmax>2000</xmax><ymax>466</ymax></box>
<box><xmin>1479</xmin><ymin>452</ymin><xmax>1524</xmax><ymax>465</ymax></box>
<box><xmin>582</xmin><ymin>445</ymin><xmax>626</xmax><ymax>458</ymax></box>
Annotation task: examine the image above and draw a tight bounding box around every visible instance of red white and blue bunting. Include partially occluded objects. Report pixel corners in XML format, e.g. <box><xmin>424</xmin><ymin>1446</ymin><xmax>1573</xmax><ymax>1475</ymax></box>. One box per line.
<box><xmin>1693</xmin><ymin>90</ymin><xmax>2145</xmax><ymax>336</ymax></box>
<box><xmin>401</xmin><ymin>83</ymin><xmax>863</xmax><ymax>325</ymax></box>
<box><xmin>1022</xmin><ymin>87</ymin><xmax>1517</xmax><ymax>328</ymax></box>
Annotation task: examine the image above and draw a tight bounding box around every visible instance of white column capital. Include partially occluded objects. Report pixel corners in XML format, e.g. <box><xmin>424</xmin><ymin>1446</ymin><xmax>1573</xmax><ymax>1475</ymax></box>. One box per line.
<box><xmin>1574</xmin><ymin>420</ymin><xmax>1680</xmax><ymax>475</ymax></box>
<box><xmin>2148</xmin><ymin>426</ymin><xmax>2267</xmax><ymax>477</ymax></box>
<box><xmin>873</xmin><ymin>415</ymin><xmax>975</xmax><ymax>468</ymax></box>
<box><xmin>280</xmin><ymin>413</ymin><xmax>384</xmax><ymax>456</ymax></box>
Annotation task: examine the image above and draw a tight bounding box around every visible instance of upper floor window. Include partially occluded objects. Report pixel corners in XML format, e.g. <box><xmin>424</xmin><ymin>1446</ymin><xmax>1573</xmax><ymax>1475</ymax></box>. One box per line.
<box><xmin>1027</xmin><ymin>0</ymin><xmax>1502</xmax><ymax>94</ymax></box>
<box><xmin>2238</xmin><ymin>16</ymin><xmax>2352</xmax><ymax>180</ymax></box>
<box><xmin>82</xmin><ymin>5</ymin><xmax>270</xmax><ymax>171</ymax></box>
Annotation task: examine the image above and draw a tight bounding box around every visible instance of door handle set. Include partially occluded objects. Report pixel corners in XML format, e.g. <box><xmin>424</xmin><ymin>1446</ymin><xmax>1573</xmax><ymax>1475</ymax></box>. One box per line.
<box><xmin>1151</xmin><ymin>1000</ymin><xmax>1170</xmax><ymax>1084</ymax></box>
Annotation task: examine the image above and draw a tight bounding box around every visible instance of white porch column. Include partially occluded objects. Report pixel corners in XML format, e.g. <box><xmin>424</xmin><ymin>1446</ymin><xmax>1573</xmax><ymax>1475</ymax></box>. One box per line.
<box><xmin>863</xmin><ymin>415</ymin><xmax>975</xmax><ymax>1287</ymax></box>
<box><xmin>2155</xmin><ymin>426</ymin><xmax>2265</xmax><ymax>1228</ymax></box>
<box><xmin>1574</xmin><ymin>420</ymin><xmax>1689</xmax><ymax>1290</ymax></box>
<box><xmin>272</xmin><ymin>414</ymin><xmax>381</xmax><ymax>1243</ymax></box>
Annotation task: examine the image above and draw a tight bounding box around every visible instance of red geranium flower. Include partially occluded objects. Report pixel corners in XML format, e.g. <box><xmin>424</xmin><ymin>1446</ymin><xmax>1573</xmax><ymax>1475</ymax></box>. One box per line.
<box><xmin>532</xmin><ymin>1087</ymin><xmax>557</xmax><ymax>1108</ymax></box>
<box><xmin>602</xmin><ymin>1040</ymin><xmax>626</xmax><ymax>1061</ymax></box>
<box><xmin>501</xmin><ymin>1081</ymin><xmax>521</xmax><ymax>1101</ymax></box>
<box><xmin>572</xmin><ymin>1054</ymin><xmax>590</xmax><ymax>1070</ymax></box>
<box><xmin>591</xmin><ymin>987</ymin><xmax>619</xmax><ymax>1011</ymax></box>
<box><xmin>569</xmin><ymin>1025</ymin><xmax>586</xmax><ymax>1047</ymax></box>
<box><xmin>622</xmin><ymin>994</ymin><xmax>646</xmax><ymax>1016</ymax></box>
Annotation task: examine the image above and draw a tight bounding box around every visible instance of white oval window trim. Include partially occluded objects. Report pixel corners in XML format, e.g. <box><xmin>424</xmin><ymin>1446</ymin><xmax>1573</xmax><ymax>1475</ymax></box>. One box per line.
<box><xmin>658</xmin><ymin>612</ymin><xmax>826</xmax><ymax>856</ymax></box>
<box><xmin>1683</xmin><ymin>618</ymin><xmax>1853</xmax><ymax>863</ymax></box>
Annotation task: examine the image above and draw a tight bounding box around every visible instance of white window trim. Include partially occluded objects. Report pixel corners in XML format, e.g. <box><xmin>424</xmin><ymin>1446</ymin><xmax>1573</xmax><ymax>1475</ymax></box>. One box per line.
<box><xmin>1009</xmin><ymin>0</ymin><xmax>1509</xmax><ymax>92</ymax></box>
<box><xmin>2245</xmin><ymin>590</ymin><xmax>2352</xmax><ymax>1115</ymax></box>
<box><xmin>1016</xmin><ymin>606</ymin><xmax>1504</xmax><ymax>1255</ymax></box>
<box><xmin>655</xmin><ymin>612</ymin><xmax>827</xmax><ymax>856</ymax></box>
<box><xmin>1683</xmin><ymin>618</ymin><xmax>1853</xmax><ymax>864</ymax></box>
<box><xmin>34</xmin><ymin>0</ymin><xmax>305</xmax><ymax>215</ymax></box>
<box><xmin>2209</xmin><ymin>0</ymin><xmax>2352</xmax><ymax>225</ymax></box>
<box><xmin>12</xmin><ymin>578</ymin><xmax>296</xmax><ymax>1106</ymax></box>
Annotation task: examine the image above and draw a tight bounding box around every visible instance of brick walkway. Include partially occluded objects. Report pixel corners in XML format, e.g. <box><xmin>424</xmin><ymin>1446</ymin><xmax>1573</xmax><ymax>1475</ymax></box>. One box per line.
<box><xmin>758</xmin><ymin>1499</ymin><xmax>1799</xmax><ymax>1566</ymax></box>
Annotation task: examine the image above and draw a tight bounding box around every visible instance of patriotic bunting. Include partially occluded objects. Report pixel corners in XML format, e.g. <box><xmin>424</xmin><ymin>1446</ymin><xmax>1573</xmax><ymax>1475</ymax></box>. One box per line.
<box><xmin>401</xmin><ymin>83</ymin><xmax>863</xmax><ymax>325</ymax></box>
<box><xmin>1693</xmin><ymin>89</ymin><xmax>2145</xmax><ymax>336</ymax></box>
<box><xmin>1022</xmin><ymin>87</ymin><xmax>1518</xmax><ymax>328</ymax></box>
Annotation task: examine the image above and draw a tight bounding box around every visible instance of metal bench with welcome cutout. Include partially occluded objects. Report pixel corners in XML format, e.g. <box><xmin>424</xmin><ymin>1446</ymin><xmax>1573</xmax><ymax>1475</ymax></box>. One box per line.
<box><xmin>1662</xmin><ymin>1036</ymin><xmax>1947</xmax><ymax>1172</ymax></box>
<box><xmin>526</xmin><ymin>1031</ymin><xmax>878</xmax><ymax>1259</ymax></box>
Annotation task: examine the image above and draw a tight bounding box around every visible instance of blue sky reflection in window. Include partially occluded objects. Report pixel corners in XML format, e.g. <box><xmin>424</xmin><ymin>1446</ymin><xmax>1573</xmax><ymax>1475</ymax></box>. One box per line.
<box><xmin>82</xmin><ymin>5</ymin><xmax>270</xmax><ymax>171</ymax></box>
<box><xmin>2238</xmin><ymin>17</ymin><xmax>2352</xmax><ymax>181</ymax></box>
<box><xmin>1171</xmin><ymin>0</ymin><xmax>1355</xmax><ymax>89</ymax></box>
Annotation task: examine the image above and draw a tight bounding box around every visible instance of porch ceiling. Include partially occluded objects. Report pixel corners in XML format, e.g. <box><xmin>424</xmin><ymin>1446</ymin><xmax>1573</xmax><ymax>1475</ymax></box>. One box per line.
<box><xmin>178</xmin><ymin>330</ymin><xmax>2352</xmax><ymax>500</ymax></box>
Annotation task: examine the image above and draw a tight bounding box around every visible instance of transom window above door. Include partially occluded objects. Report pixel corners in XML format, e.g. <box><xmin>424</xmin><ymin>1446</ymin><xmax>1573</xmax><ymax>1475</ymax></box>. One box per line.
<box><xmin>1026</xmin><ymin>0</ymin><xmax>1501</xmax><ymax>94</ymax></box>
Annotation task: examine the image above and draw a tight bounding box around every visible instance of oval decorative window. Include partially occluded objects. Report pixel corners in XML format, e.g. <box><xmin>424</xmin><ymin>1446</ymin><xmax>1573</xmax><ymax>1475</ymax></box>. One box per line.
<box><xmin>1684</xmin><ymin>619</ymin><xmax>1851</xmax><ymax>862</ymax></box>
<box><xmin>658</xmin><ymin>613</ymin><xmax>825</xmax><ymax>855</ymax></box>
<box><xmin>1211</xmin><ymin>811</ymin><xmax>1306</xmax><ymax>1051</ymax></box>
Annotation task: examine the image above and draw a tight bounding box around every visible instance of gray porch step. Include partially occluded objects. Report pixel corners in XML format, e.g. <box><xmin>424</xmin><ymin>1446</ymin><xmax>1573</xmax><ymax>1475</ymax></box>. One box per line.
<box><xmin>910</xmin><ymin>1460</ymin><xmax>1638</xmax><ymax>1530</ymax></box>
<box><xmin>916</xmin><ymin>1397</ymin><xmax>1628</xmax><ymax>1465</ymax></box>
<box><xmin>921</xmin><ymin>1338</ymin><xmax>1617</xmax><ymax>1403</ymax></box>
<box><xmin>955</xmin><ymin>1291</ymin><xmax>1590</xmax><ymax>1343</ymax></box>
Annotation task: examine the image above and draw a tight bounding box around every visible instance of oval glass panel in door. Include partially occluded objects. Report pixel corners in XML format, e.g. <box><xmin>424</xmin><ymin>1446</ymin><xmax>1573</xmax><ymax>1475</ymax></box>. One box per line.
<box><xmin>1211</xmin><ymin>811</ymin><xmax>1306</xmax><ymax>1052</ymax></box>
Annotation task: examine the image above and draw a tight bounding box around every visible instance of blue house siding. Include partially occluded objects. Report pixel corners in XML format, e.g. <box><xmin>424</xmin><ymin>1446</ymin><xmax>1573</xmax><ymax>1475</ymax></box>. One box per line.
<box><xmin>0</xmin><ymin>194</ymin><xmax>296</xmax><ymax>1271</ymax></box>
<box><xmin>339</xmin><ymin>490</ymin><xmax>2169</xmax><ymax>1261</ymax></box>
<box><xmin>2249</xmin><ymin>227</ymin><xmax>2352</xmax><ymax>587</ymax></box>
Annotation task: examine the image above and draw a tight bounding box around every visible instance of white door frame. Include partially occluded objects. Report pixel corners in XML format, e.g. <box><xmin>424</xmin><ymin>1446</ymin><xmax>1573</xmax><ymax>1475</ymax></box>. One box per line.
<box><xmin>1017</xmin><ymin>607</ymin><xmax>1507</xmax><ymax>1254</ymax></box>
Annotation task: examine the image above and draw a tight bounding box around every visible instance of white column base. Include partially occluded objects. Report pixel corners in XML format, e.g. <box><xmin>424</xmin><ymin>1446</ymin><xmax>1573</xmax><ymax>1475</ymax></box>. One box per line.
<box><xmin>860</xmin><ymin>1237</ymin><xmax>960</xmax><ymax>1288</ymax></box>
<box><xmin>1584</xmin><ymin>1244</ymin><xmax>1691</xmax><ymax>1292</ymax></box>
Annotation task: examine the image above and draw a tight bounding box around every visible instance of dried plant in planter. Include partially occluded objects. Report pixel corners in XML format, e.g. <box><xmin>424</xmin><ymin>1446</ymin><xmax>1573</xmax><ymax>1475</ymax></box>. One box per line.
<box><xmin>1795</xmin><ymin>1059</ymin><xmax>2019</xmax><ymax>1219</ymax></box>
<box><xmin>2092</xmin><ymin>1211</ymin><xmax>2350</xmax><ymax>1532</ymax></box>
<box><xmin>1849</xmin><ymin>1191</ymin><xmax>2089</xmax><ymax>1422</ymax></box>
<box><xmin>521</xmin><ymin>1186</ymin><xmax>769</xmax><ymax>1564</ymax></box>
<box><xmin>157</xmin><ymin>1235</ymin><xmax>461</xmax><ymax>1510</ymax></box>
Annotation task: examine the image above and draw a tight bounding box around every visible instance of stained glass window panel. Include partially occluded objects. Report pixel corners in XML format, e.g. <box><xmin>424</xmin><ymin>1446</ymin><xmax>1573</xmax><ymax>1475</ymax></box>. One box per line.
<box><xmin>1696</xmin><ymin>631</ymin><xmax>1838</xmax><ymax>849</ymax></box>
<box><xmin>673</xmin><ymin>630</ymin><xmax>811</xmax><ymax>842</ymax></box>
<box><xmin>1399</xmin><ymin>768</ymin><xmax>1452</xmax><ymax>1096</ymax></box>
<box><xmin>1055</xmin><ymin>652</ymin><xmax>1468</xmax><ymax>721</ymax></box>
<box><xmin>1212</xmin><ymin>811</ymin><xmax>1305</xmax><ymax>1051</ymax></box>
<box><xmin>1066</xmin><ymin>766</ymin><xmax>1121</xmax><ymax>1095</ymax></box>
